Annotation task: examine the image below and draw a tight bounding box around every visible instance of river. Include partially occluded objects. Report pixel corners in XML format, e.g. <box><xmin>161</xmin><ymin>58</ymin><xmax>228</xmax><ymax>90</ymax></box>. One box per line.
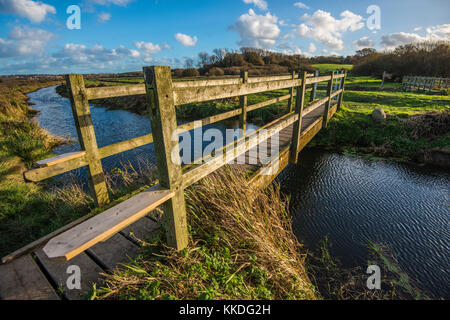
<box><xmin>28</xmin><ymin>85</ymin><xmax>449</xmax><ymax>299</ymax></box>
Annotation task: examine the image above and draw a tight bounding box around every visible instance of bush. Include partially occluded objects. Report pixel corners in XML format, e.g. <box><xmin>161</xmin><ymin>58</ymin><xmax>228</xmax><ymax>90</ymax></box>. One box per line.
<box><xmin>208</xmin><ymin>67</ymin><xmax>225</xmax><ymax>77</ymax></box>
<box><xmin>244</xmin><ymin>52</ymin><xmax>265</xmax><ymax>66</ymax></box>
<box><xmin>172</xmin><ymin>69</ymin><xmax>184</xmax><ymax>78</ymax></box>
<box><xmin>182</xmin><ymin>68</ymin><xmax>200</xmax><ymax>77</ymax></box>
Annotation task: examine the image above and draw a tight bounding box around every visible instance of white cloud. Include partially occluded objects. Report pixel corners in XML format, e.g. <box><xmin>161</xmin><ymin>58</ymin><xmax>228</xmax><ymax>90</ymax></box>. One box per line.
<box><xmin>381</xmin><ymin>24</ymin><xmax>450</xmax><ymax>50</ymax></box>
<box><xmin>0</xmin><ymin>26</ymin><xmax>53</xmax><ymax>58</ymax></box>
<box><xmin>98</xmin><ymin>12</ymin><xmax>111</xmax><ymax>22</ymax></box>
<box><xmin>295</xmin><ymin>9</ymin><xmax>364</xmax><ymax>50</ymax></box>
<box><xmin>294</xmin><ymin>2</ymin><xmax>309</xmax><ymax>9</ymax></box>
<box><xmin>243</xmin><ymin>0</ymin><xmax>268</xmax><ymax>11</ymax></box>
<box><xmin>229</xmin><ymin>9</ymin><xmax>280</xmax><ymax>49</ymax></box>
<box><xmin>413</xmin><ymin>26</ymin><xmax>422</xmax><ymax>32</ymax></box>
<box><xmin>174</xmin><ymin>33</ymin><xmax>198</xmax><ymax>47</ymax></box>
<box><xmin>308</xmin><ymin>42</ymin><xmax>316</xmax><ymax>53</ymax></box>
<box><xmin>0</xmin><ymin>0</ymin><xmax>56</xmax><ymax>23</ymax></box>
<box><xmin>353</xmin><ymin>36</ymin><xmax>375</xmax><ymax>49</ymax></box>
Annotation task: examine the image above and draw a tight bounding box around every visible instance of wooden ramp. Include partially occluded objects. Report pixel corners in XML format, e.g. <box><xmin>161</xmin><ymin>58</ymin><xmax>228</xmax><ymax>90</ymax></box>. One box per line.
<box><xmin>0</xmin><ymin>102</ymin><xmax>331</xmax><ymax>300</ymax></box>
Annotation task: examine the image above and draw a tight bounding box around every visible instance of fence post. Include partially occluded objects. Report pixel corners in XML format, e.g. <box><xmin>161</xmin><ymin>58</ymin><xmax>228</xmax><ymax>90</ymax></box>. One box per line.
<box><xmin>239</xmin><ymin>70</ymin><xmax>249</xmax><ymax>136</ymax></box>
<box><xmin>310</xmin><ymin>70</ymin><xmax>319</xmax><ymax>102</ymax></box>
<box><xmin>143</xmin><ymin>66</ymin><xmax>188</xmax><ymax>250</ymax></box>
<box><xmin>323</xmin><ymin>71</ymin><xmax>335</xmax><ymax>129</ymax></box>
<box><xmin>289</xmin><ymin>71</ymin><xmax>307</xmax><ymax>164</ymax></box>
<box><xmin>65</xmin><ymin>74</ymin><xmax>109</xmax><ymax>207</ymax></box>
<box><xmin>288</xmin><ymin>71</ymin><xmax>296</xmax><ymax>113</ymax></box>
<box><xmin>337</xmin><ymin>71</ymin><xmax>347</xmax><ymax>111</ymax></box>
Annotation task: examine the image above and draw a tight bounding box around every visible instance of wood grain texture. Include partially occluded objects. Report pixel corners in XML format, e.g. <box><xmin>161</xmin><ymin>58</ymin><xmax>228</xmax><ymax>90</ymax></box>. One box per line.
<box><xmin>0</xmin><ymin>255</ymin><xmax>59</xmax><ymax>300</ymax></box>
<box><xmin>42</xmin><ymin>185</ymin><xmax>174</xmax><ymax>261</ymax></box>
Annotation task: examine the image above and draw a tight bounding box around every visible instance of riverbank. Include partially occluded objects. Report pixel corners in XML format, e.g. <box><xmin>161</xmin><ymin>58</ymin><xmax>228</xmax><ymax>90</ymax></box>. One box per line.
<box><xmin>310</xmin><ymin>90</ymin><xmax>450</xmax><ymax>166</ymax></box>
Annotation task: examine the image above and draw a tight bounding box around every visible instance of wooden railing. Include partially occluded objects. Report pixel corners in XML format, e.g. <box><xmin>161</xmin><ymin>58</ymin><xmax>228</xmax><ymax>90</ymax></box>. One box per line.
<box><xmin>402</xmin><ymin>75</ymin><xmax>449</xmax><ymax>92</ymax></box>
<box><xmin>23</xmin><ymin>67</ymin><xmax>347</xmax><ymax>261</ymax></box>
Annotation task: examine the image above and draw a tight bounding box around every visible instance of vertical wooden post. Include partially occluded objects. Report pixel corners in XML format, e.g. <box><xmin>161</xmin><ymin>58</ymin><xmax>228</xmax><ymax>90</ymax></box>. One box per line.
<box><xmin>288</xmin><ymin>71</ymin><xmax>296</xmax><ymax>113</ymax></box>
<box><xmin>239</xmin><ymin>70</ymin><xmax>249</xmax><ymax>136</ymax></box>
<box><xmin>337</xmin><ymin>70</ymin><xmax>346</xmax><ymax>111</ymax></box>
<box><xmin>65</xmin><ymin>74</ymin><xmax>109</xmax><ymax>207</ymax></box>
<box><xmin>289</xmin><ymin>71</ymin><xmax>307</xmax><ymax>164</ymax></box>
<box><xmin>323</xmin><ymin>71</ymin><xmax>335</xmax><ymax>129</ymax></box>
<box><xmin>143</xmin><ymin>66</ymin><xmax>188</xmax><ymax>251</ymax></box>
<box><xmin>310</xmin><ymin>70</ymin><xmax>319</xmax><ymax>102</ymax></box>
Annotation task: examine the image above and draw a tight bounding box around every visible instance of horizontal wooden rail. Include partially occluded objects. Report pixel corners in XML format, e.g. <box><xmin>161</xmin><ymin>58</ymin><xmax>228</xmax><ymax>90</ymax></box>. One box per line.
<box><xmin>24</xmin><ymin>133</ymin><xmax>154</xmax><ymax>182</ymax></box>
<box><xmin>303</xmin><ymin>96</ymin><xmax>330</xmax><ymax>117</ymax></box>
<box><xmin>247</xmin><ymin>94</ymin><xmax>291</xmax><ymax>112</ymax></box>
<box><xmin>330</xmin><ymin>88</ymin><xmax>343</xmax><ymax>99</ymax></box>
<box><xmin>86</xmin><ymin>84</ymin><xmax>146</xmax><ymax>100</ymax></box>
<box><xmin>178</xmin><ymin>109</ymin><xmax>242</xmax><ymax>133</ymax></box>
<box><xmin>43</xmin><ymin>185</ymin><xmax>174</xmax><ymax>261</ymax></box>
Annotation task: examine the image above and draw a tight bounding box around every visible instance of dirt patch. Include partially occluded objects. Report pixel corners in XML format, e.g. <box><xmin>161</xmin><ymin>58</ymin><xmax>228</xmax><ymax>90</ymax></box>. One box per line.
<box><xmin>407</xmin><ymin>111</ymin><xmax>450</xmax><ymax>140</ymax></box>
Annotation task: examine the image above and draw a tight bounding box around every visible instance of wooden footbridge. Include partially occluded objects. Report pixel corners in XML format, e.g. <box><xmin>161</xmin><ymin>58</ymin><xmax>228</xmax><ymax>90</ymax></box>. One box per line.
<box><xmin>0</xmin><ymin>67</ymin><xmax>346</xmax><ymax>300</ymax></box>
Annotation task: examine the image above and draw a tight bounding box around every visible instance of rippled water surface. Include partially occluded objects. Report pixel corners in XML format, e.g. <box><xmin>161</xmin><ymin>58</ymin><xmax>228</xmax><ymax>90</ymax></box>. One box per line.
<box><xmin>278</xmin><ymin>150</ymin><xmax>450</xmax><ymax>298</ymax></box>
<box><xmin>29</xmin><ymin>86</ymin><xmax>449</xmax><ymax>298</ymax></box>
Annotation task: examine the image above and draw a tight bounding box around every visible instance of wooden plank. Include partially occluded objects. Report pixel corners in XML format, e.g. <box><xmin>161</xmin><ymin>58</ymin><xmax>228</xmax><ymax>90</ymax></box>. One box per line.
<box><xmin>290</xmin><ymin>71</ymin><xmax>308</xmax><ymax>164</ymax></box>
<box><xmin>303</xmin><ymin>96</ymin><xmax>329</xmax><ymax>117</ymax></box>
<box><xmin>173</xmin><ymin>78</ymin><xmax>307</xmax><ymax>105</ymax></box>
<box><xmin>322</xmin><ymin>72</ymin><xmax>335</xmax><ymax>129</ymax></box>
<box><xmin>87</xmin><ymin>233</ymin><xmax>141</xmax><ymax>271</ymax></box>
<box><xmin>24</xmin><ymin>155</ymin><xmax>88</xmax><ymax>182</ymax></box>
<box><xmin>246</xmin><ymin>94</ymin><xmax>291</xmax><ymax>112</ymax></box>
<box><xmin>337</xmin><ymin>71</ymin><xmax>347</xmax><ymax>110</ymax></box>
<box><xmin>66</xmin><ymin>74</ymin><xmax>109</xmax><ymax>206</ymax></box>
<box><xmin>86</xmin><ymin>84</ymin><xmax>146</xmax><ymax>100</ymax></box>
<box><xmin>42</xmin><ymin>185</ymin><xmax>174</xmax><ymax>261</ymax></box>
<box><xmin>305</xmin><ymin>75</ymin><xmax>333</xmax><ymax>85</ymax></box>
<box><xmin>310</xmin><ymin>70</ymin><xmax>319</xmax><ymax>102</ymax></box>
<box><xmin>173</xmin><ymin>78</ymin><xmax>241</xmax><ymax>88</ymax></box>
<box><xmin>120</xmin><ymin>216</ymin><xmax>161</xmax><ymax>243</ymax></box>
<box><xmin>98</xmin><ymin>133</ymin><xmax>153</xmax><ymax>159</ymax></box>
<box><xmin>239</xmin><ymin>71</ymin><xmax>249</xmax><ymax>135</ymax></box>
<box><xmin>0</xmin><ymin>255</ymin><xmax>59</xmax><ymax>300</ymax></box>
<box><xmin>34</xmin><ymin>249</ymin><xmax>102</xmax><ymax>300</ymax></box>
<box><xmin>144</xmin><ymin>66</ymin><xmax>189</xmax><ymax>251</ymax></box>
<box><xmin>2</xmin><ymin>214</ymin><xmax>93</xmax><ymax>264</ymax></box>
<box><xmin>178</xmin><ymin>108</ymin><xmax>242</xmax><ymax>133</ymax></box>
<box><xmin>37</xmin><ymin>151</ymin><xmax>86</xmax><ymax>168</ymax></box>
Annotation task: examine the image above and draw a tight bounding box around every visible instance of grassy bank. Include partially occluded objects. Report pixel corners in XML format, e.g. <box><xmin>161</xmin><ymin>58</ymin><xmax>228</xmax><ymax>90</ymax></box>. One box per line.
<box><xmin>311</xmin><ymin>90</ymin><xmax>450</xmax><ymax>163</ymax></box>
<box><xmin>95</xmin><ymin>169</ymin><xmax>318</xmax><ymax>300</ymax></box>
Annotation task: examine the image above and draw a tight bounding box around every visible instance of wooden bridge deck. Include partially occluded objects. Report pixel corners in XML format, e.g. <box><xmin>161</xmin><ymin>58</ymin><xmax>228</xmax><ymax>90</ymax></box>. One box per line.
<box><xmin>0</xmin><ymin>103</ymin><xmax>330</xmax><ymax>300</ymax></box>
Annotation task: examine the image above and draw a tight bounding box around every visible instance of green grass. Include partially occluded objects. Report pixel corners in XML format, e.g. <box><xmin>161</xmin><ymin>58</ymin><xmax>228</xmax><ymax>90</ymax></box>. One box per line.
<box><xmin>345</xmin><ymin>76</ymin><xmax>402</xmax><ymax>88</ymax></box>
<box><xmin>310</xmin><ymin>89</ymin><xmax>450</xmax><ymax>161</ymax></box>
<box><xmin>312</xmin><ymin>64</ymin><xmax>353</xmax><ymax>72</ymax></box>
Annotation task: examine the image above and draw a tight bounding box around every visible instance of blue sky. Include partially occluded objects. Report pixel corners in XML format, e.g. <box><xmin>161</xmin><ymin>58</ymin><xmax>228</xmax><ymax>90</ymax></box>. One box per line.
<box><xmin>0</xmin><ymin>0</ymin><xmax>449</xmax><ymax>74</ymax></box>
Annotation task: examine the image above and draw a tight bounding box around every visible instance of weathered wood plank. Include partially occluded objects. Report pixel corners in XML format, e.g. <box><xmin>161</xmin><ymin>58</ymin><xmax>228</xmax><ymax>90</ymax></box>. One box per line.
<box><xmin>239</xmin><ymin>71</ymin><xmax>249</xmax><ymax>135</ymax></box>
<box><xmin>34</xmin><ymin>249</ymin><xmax>102</xmax><ymax>300</ymax></box>
<box><xmin>1</xmin><ymin>214</ymin><xmax>93</xmax><ymax>264</ymax></box>
<box><xmin>178</xmin><ymin>109</ymin><xmax>242</xmax><ymax>133</ymax></box>
<box><xmin>98</xmin><ymin>133</ymin><xmax>153</xmax><ymax>159</ymax></box>
<box><xmin>87</xmin><ymin>233</ymin><xmax>141</xmax><ymax>271</ymax></box>
<box><xmin>36</xmin><ymin>151</ymin><xmax>86</xmax><ymax>168</ymax></box>
<box><xmin>86</xmin><ymin>84</ymin><xmax>146</xmax><ymax>100</ymax></box>
<box><xmin>0</xmin><ymin>255</ymin><xmax>59</xmax><ymax>300</ymax></box>
<box><xmin>290</xmin><ymin>71</ymin><xmax>307</xmax><ymax>164</ymax></box>
<box><xmin>337</xmin><ymin>71</ymin><xmax>347</xmax><ymax>110</ymax></box>
<box><xmin>66</xmin><ymin>74</ymin><xmax>109</xmax><ymax>206</ymax></box>
<box><xmin>42</xmin><ymin>185</ymin><xmax>174</xmax><ymax>261</ymax></box>
<box><xmin>24</xmin><ymin>155</ymin><xmax>88</xmax><ymax>182</ymax></box>
<box><xmin>246</xmin><ymin>94</ymin><xmax>291</xmax><ymax>112</ymax></box>
<box><xmin>173</xmin><ymin>78</ymin><xmax>306</xmax><ymax>105</ymax></box>
<box><xmin>322</xmin><ymin>72</ymin><xmax>335</xmax><ymax>129</ymax></box>
<box><xmin>144</xmin><ymin>66</ymin><xmax>189</xmax><ymax>251</ymax></box>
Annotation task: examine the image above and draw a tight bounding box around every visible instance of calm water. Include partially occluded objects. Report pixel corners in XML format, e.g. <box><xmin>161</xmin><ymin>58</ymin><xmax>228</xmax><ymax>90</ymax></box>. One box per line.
<box><xmin>277</xmin><ymin>150</ymin><xmax>450</xmax><ymax>298</ymax></box>
<box><xmin>29</xmin><ymin>86</ymin><xmax>449</xmax><ymax>298</ymax></box>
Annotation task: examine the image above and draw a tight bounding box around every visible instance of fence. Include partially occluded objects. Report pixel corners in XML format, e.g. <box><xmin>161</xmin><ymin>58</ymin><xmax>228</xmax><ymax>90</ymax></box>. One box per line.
<box><xmin>402</xmin><ymin>75</ymin><xmax>449</xmax><ymax>92</ymax></box>
<box><xmin>23</xmin><ymin>67</ymin><xmax>346</xmax><ymax>261</ymax></box>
